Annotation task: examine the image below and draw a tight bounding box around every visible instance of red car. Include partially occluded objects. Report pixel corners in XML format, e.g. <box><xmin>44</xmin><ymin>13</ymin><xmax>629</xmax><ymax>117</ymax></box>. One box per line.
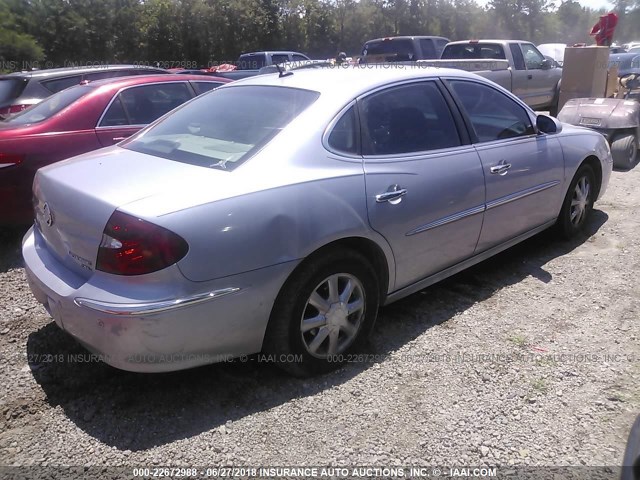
<box><xmin>0</xmin><ymin>74</ymin><xmax>230</xmax><ymax>225</ymax></box>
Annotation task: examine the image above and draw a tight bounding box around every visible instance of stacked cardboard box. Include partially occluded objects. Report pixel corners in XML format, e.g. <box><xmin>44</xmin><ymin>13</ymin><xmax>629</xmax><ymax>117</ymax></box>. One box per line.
<box><xmin>558</xmin><ymin>46</ymin><xmax>610</xmax><ymax>110</ymax></box>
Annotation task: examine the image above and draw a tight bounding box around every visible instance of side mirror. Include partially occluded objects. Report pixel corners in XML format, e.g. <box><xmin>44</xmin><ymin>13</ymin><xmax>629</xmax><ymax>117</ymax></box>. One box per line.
<box><xmin>541</xmin><ymin>58</ymin><xmax>553</xmax><ymax>70</ymax></box>
<box><xmin>536</xmin><ymin>114</ymin><xmax>563</xmax><ymax>134</ymax></box>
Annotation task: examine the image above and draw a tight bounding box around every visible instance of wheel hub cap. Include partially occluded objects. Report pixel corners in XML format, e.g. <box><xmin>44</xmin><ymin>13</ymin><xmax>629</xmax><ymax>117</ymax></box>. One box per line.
<box><xmin>300</xmin><ymin>273</ymin><xmax>365</xmax><ymax>358</ymax></box>
<box><xmin>570</xmin><ymin>176</ymin><xmax>591</xmax><ymax>226</ymax></box>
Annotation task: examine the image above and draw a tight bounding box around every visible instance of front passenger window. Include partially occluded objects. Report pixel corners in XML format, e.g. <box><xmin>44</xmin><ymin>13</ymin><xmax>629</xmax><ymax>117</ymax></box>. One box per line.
<box><xmin>520</xmin><ymin>43</ymin><xmax>546</xmax><ymax>69</ymax></box>
<box><xmin>448</xmin><ymin>80</ymin><xmax>534</xmax><ymax>143</ymax></box>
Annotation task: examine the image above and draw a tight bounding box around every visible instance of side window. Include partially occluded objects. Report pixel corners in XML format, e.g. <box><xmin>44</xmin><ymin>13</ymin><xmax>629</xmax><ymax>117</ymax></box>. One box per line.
<box><xmin>448</xmin><ymin>80</ymin><xmax>534</xmax><ymax>143</ymax></box>
<box><xmin>192</xmin><ymin>81</ymin><xmax>223</xmax><ymax>95</ymax></box>
<box><xmin>271</xmin><ymin>54</ymin><xmax>290</xmax><ymax>65</ymax></box>
<box><xmin>419</xmin><ymin>39</ymin><xmax>437</xmax><ymax>59</ymax></box>
<box><xmin>99</xmin><ymin>96</ymin><xmax>129</xmax><ymax>127</ymax></box>
<box><xmin>520</xmin><ymin>43</ymin><xmax>545</xmax><ymax>69</ymax></box>
<box><xmin>509</xmin><ymin>43</ymin><xmax>526</xmax><ymax>70</ymax></box>
<box><xmin>84</xmin><ymin>71</ymin><xmax>128</xmax><ymax>82</ymax></box>
<box><xmin>42</xmin><ymin>75</ymin><xmax>83</xmax><ymax>93</ymax></box>
<box><xmin>435</xmin><ymin>39</ymin><xmax>449</xmax><ymax>57</ymax></box>
<box><xmin>292</xmin><ymin>54</ymin><xmax>309</xmax><ymax>62</ymax></box>
<box><xmin>360</xmin><ymin>82</ymin><xmax>461</xmax><ymax>156</ymax></box>
<box><xmin>327</xmin><ymin>105</ymin><xmax>357</xmax><ymax>154</ymax></box>
<box><xmin>119</xmin><ymin>83</ymin><xmax>192</xmax><ymax>125</ymax></box>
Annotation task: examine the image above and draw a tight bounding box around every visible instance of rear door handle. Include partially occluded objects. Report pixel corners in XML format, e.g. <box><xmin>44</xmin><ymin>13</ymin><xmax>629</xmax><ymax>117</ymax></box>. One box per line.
<box><xmin>527</xmin><ymin>74</ymin><xmax>533</xmax><ymax>80</ymax></box>
<box><xmin>112</xmin><ymin>136</ymin><xmax>129</xmax><ymax>142</ymax></box>
<box><xmin>490</xmin><ymin>163</ymin><xmax>512</xmax><ymax>175</ymax></box>
<box><xmin>376</xmin><ymin>184</ymin><xmax>408</xmax><ymax>204</ymax></box>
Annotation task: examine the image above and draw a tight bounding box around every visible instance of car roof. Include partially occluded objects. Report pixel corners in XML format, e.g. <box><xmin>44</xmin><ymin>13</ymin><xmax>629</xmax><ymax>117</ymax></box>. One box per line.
<box><xmin>230</xmin><ymin>65</ymin><xmax>486</xmax><ymax>103</ymax></box>
<box><xmin>365</xmin><ymin>36</ymin><xmax>450</xmax><ymax>42</ymax></box>
<box><xmin>0</xmin><ymin>65</ymin><xmax>167</xmax><ymax>80</ymax></box>
<box><xmin>609</xmin><ymin>53</ymin><xmax>639</xmax><ymax>62</ymax></box>
<box><xmin>445</xmin><ymin>39</ymin><xmax>531</xmax><ymax>45</ymax></box>
<box><xmin>240</xmin><ymin>51</ymin><xmax>306</xmax><ymax>56</ymax></box>
<box><xmin>86</xmin><ymin>74</ymin><xmax>231</xmax><ymax>89</ymax></box>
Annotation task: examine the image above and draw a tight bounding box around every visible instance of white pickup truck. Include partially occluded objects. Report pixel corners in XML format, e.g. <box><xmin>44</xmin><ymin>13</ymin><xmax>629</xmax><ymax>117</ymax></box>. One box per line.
<box><xmin>439</xmin><ymin>40</ymin><xmax>563</xmax><ymax>113</ymax></box>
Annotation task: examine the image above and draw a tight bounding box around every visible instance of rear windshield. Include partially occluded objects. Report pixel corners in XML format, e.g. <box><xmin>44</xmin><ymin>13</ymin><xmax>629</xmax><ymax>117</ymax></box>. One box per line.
<box><xmin>442</xmin><ymin>43</ymin><xmax>506</xmax><ymax>60</ymax></box>
<box><xmin>362</xmin><ymin>39</ymin><xmax>416</xmax><ymax>61</ymax></box>
<box><xmin>6</xmin><ymin>85</ymin><xmax>92</xmax><ymax>125</ymax></box>
<box><xmin>0</xmin><ymin>78</ymin><xmax>28</xmax><ymax>103</ymax></box>
<box><xmin>237</xmin><ymin>54</ymin><xmax>265</xmax><ymax>70</ymax></box>
<box><xmin>123</xmin><ymin>85</ymin><xmax>320</xmax><ymax>170</ymax></box>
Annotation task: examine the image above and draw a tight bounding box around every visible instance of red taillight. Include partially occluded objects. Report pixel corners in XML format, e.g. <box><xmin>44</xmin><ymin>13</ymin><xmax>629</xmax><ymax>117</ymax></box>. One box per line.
<box><xmin>96</xmin><ymin>211</ymin><xmax>189</xmax><ymax>276</ymax></box>
<box><xmin>0</xmin><ymin>153</ymin><xmax>24</xmax><ymax>168</ymax></box>
<box><xmin>0</xmin><ymin>104</ymin><xmax>29</xmax><ymax>115</ymax></box>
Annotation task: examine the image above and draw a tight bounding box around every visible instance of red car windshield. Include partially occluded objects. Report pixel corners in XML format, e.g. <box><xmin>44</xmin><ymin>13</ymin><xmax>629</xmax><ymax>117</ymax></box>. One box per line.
<box><xmin>6</xmin><ymin>85</ymin><xmax>93</xmax><ymax>125</ymax></box>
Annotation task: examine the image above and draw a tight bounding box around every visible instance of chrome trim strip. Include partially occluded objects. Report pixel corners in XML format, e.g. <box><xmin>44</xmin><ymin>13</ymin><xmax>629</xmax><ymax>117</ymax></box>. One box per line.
<box><xmin>386</xmin><ymin>219</ymin><xmax>557</xmax><ymax>305</ymax></box>
<box><xmin>0</xmin><ymin>163</ymin><xmax>17</xmax><ymax>169</ymax></box>
<box><xmin>406</xmin><ymin>204</ymin><xmax>485</xmax><ymax>236</ymax></box>
<box><xmin>485</xmin><ymin>180</ymin><xmax>560</xmax><ymax>210</ymax></box>
<box><xmin>74</xmin><ymin>287</ymin><xmax>241</xmax><ymax>316</ymax></box>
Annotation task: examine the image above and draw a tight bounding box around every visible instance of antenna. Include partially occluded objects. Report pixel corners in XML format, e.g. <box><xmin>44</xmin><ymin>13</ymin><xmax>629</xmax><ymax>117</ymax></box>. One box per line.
<box><xmin>275</xmin><ymin>62</ymin><xmax>293</xmax><ymax>78</ymax></box>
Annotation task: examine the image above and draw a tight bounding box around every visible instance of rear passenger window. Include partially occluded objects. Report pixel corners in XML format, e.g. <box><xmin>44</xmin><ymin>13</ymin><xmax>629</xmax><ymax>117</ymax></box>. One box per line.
<box><xmin>116</xmin><ymin>83</ymin><xmax>192</xmax><ymax>125</ymax></box>
<box><xmin>360</xmin><ymin>82</ymin><xmax>460</xmax><ymax>156</ymax></box>
<box><xmin>42</xmin><ymin>75</ymin><xmax>83</xmax><ymax>93</ymax></box>
<box><xmin>292</xmin><ymin>54</ymin><xmax>309</xmax><ymax>62</ymax></box>
<box><xmin>272</xmin><ymin>54</ymin><xmax>290</xmax><ymax>65</ymax></box>
<box><xmin>327</xmin><ymin>106</ymin><xmax>357</xmax><ymax>154</ymax></box>
<box><xmin>448</xmin><ymin>80</ymin><xmax>534</xmax><ymax>142</ymax></box>
<box><xmin>419</xmin><ymin>39</ymin><xmax>437</xmax><ymax>59</ymax></box>
<box><xmin>192</xmin><ymin>82</ymin><xmax>223</xmax><ymax>95</ymax></box>
<box><xmin>99</xmin><ymin>97</ymin><xmax>128</xmax><ymax>127</ymax></box>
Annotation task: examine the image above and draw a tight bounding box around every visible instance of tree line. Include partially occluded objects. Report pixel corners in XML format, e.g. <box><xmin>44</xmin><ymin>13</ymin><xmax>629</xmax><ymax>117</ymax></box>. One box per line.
<box><xmin>1</xmin><ymin>0</ymin><xmax>640</xmax><ymax>71</ymax></box>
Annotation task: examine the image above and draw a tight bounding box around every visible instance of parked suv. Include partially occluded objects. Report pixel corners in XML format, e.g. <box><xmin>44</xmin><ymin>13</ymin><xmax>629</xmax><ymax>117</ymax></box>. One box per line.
<box><xmin>0</xmin><ymin>65</ymin><xmax>168</xmax><ymax>118</ymax></box>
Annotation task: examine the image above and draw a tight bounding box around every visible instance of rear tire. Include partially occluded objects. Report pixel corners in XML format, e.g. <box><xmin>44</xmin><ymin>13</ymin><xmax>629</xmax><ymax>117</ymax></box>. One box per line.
<box><xmin>611</xmin><ymin>133</ymin><xmax>638</xmax><ymax>169</ymax></box>
<box><xmin>263</xmin><ymin>248</ymin><xmax>380</xmax><ymax>377</ymax></box>
<box><xmin>556</xmin><ymin>164</ymin><xmax>595</xmax><ymax>240</ymax></box>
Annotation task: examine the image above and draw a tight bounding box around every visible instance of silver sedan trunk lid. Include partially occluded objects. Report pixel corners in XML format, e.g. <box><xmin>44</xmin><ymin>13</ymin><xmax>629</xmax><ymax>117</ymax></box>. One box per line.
<box><xmin>32</xmin><ymin>146</ymin><xmax>223</xmax><ymax>279</ymax></box>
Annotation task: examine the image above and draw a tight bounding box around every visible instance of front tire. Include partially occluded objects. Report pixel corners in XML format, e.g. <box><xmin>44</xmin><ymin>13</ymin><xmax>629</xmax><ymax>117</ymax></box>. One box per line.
<box><xmin>557</xmin><ymin>164</ymin><xmax>596</xmax><ymax>240</ymax></box>
<box><xmin>263</xmin><ymin>248</ymin><xmax>380</xmax><ymax>377</ymax></box>
<box><xmin>611</xmin><ymin>133</ymin><xmax>638</xmax><ymax>169</ymax></box>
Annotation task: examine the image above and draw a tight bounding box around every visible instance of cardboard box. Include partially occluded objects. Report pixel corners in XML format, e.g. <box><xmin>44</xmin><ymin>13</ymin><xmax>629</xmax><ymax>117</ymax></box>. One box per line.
<box><xmin>560</xmin><ymin>46</ymin><xmax>609</xmax><ymax>96</ymax></box>
<box><xmin>605</xmin><ymin>65</ymin><xmax>619</xmax><ymax>98</ymax></box>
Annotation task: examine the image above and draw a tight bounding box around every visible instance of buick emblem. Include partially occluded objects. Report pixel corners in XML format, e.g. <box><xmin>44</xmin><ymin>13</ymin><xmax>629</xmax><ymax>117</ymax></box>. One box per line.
<box><xmin>42</xmin><ymin>203</ymin><xmax>54</xmax><ymax>227</ymax></box>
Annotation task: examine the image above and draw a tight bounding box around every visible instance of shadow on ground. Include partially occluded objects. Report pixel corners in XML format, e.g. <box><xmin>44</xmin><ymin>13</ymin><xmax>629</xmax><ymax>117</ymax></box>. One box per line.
<box><xmin>0</xmin><ymin>227</ymin><xmax>29</xmax><ymax>273</ymax></box>
<box><xmin>26</xmin><ymin>210</ymin><xmax>608</xmax><ymax>451</ymax></box>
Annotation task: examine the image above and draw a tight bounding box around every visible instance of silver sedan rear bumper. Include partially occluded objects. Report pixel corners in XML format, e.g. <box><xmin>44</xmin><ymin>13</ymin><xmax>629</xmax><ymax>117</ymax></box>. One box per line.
<box><xmin>22</xmin><ymin>227</ymin><xmax>296</xmax><ymax>372</ymax></box>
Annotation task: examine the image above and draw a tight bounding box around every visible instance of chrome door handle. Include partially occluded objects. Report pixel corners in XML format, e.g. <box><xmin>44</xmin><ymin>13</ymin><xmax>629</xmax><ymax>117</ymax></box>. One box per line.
<box><xmin>112</xmin><ymin>136</ymin><xmax>128</xmax><ymax>142</ymax></box>
<box><xmin>490</xmin><ymin>163</ymin><xmax>512</xmax><ymax>175</ymax></box>
<box><xmin>376</xmin><ymin>185</ymin><xmax>408</xmax><ymax>204</ymax></box>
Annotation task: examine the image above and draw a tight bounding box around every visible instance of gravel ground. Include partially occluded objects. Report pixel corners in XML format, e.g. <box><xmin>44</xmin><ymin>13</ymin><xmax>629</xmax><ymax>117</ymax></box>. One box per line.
<box><xmin>0</xmin><ymin>164</ymin><xmax>639</xmax><ymax>476</ymax></box>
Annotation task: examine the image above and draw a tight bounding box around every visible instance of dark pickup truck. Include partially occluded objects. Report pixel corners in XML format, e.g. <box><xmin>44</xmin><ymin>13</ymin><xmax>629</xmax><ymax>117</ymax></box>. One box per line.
<box><xmin>360</xmin><ymin>36</ymin><xmax>450</xmax><ymax>62</ymax></box>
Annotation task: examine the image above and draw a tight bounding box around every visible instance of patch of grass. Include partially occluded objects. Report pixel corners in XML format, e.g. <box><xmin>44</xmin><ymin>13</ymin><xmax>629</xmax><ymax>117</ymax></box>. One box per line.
<box><xmin>508</xmin><ymin>333</ymin><xmax>528</xmax><ymax>348</ymax></box>
<box><xmin>531</xmin><ymin>378</ymin><xmax>548</xmax><ymax>394</ymax></box>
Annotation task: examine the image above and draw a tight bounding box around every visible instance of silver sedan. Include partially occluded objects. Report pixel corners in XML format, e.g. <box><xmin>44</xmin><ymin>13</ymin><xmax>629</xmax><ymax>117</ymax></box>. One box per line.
<box><xmin>23</xmin><ymin>66</ymin><xmax>613</xmax><ymax>376</ymax></box>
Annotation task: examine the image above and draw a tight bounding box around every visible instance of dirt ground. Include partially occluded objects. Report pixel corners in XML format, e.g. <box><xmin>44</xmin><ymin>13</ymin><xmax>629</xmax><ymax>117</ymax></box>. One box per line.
<box><xmin>0</xmin><ymin>160</ymin><xmax>638</xmax><ymax>477</ymax></box>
